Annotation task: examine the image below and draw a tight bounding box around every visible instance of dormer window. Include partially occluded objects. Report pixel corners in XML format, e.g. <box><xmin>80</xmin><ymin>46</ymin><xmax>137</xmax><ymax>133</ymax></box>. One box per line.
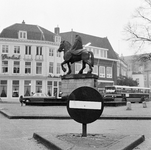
<box><xmin>18</xmin><ymin>31</ymin><xmax>27</xmax><ymax>39</ymax></box>
<box><xmin>55</xmin><ymin>35</ymin><xmax>61</xmax><ymax>43</ymax></box>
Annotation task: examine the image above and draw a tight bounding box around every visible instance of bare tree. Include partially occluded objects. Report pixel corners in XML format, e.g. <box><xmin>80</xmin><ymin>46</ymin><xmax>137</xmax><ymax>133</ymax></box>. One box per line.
<box><xmin>124</xmin><ymin>0</ymin><xmax>151</xmax><ymax>61</ymax></box>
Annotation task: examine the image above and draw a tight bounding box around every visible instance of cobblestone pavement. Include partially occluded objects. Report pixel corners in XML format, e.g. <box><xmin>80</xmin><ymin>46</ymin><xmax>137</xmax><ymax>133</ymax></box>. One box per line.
<box><xmin>0</xmin><ymin>102</ymin><xmax>151</xmax><ymax>149</ymax></box>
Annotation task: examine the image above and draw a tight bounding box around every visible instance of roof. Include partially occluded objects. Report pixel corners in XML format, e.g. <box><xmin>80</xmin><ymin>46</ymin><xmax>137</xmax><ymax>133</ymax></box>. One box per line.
<box><xmin>60</xmin><ymin>31</ymin><xmax>118</xmax><ymax>60</ymax></box>
<box><xmin>0</xmin><ymin>22</ymin><xmax>55</xmax><ymax>42</ymax></box>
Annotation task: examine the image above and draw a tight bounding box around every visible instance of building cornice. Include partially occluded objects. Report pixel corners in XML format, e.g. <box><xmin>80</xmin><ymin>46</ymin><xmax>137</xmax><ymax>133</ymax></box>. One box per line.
<box><xmin>0</xmin><ymin>38</ymin><xmax>59</xmax><ymax>46</ymax></box>
<box><xmin>98</xmin><ymin>80</ymin><xmax>114</xmax><ymax>83</ymax></box>
<box><xmin>88</xmin><ymin>45</ymin><xmax>108</xmax><ymax>51</ymax></box>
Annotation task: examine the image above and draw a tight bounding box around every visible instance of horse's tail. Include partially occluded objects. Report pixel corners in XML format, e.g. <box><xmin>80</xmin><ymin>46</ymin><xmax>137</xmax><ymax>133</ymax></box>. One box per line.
<box><xmin>88</xmin><ymin>51</ymin><xmax>94</xmax><ymax>67</ymax></box>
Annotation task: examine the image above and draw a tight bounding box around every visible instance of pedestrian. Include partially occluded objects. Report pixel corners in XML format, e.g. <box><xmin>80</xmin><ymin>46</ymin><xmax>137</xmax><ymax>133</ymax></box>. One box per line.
<box><xmin>19</xmin><ymin>95</ymin><xmax>23</xmax><ymax>106</ymax></box>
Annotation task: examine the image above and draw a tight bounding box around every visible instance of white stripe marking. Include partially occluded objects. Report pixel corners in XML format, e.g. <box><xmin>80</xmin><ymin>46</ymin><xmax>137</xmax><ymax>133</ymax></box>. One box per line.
<box><xmin>69</xmin><ymin>101</ymin><xmax>102</xmax><ymax>110</ymax></box>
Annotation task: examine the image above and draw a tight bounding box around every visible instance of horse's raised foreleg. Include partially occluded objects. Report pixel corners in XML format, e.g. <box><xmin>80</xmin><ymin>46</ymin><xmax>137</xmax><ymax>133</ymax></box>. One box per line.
<box><xmin>78</xmin><ymin>61</ymin><xmax>86</xmax><ymax>74</ymax></box>
<box><xmin>61</xmin><ymin>61</ymin><xmax>67</xmax><ymax>72</ymax></box>
<box><xmin>67</xmin><ymin>62</ymin><xmax>72</xmax><ymax>74</ymax></box>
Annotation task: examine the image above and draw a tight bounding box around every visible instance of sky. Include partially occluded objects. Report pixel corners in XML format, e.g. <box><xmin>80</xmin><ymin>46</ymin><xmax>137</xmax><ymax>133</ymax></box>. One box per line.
<box><xmin>0</xmin><ymin>0</ymin><xmax>143</xmax><ymax>56</ymax></box>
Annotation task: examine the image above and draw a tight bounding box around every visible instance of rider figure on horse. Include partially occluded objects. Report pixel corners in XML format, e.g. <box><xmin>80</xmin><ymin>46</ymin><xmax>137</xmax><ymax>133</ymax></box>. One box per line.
<box><xmin>70</xmin><ymin>35</ymin><xmax>83</xmax><ymax>55</ymax></box>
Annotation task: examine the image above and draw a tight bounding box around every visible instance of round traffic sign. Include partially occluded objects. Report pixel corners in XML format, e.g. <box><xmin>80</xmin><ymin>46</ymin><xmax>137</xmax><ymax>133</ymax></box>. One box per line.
<box><xmin>67</xmin><ymin>86</ymin><xmax>104</xmax><ymax>124</ymax></box>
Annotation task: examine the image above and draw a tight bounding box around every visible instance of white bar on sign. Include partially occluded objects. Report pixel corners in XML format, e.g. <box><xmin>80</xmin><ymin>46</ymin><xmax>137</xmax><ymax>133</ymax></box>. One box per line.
<box><xmin>69</xmin><ymin>101</ymin><xmax>102</xmax><ymax>110</ymax></box>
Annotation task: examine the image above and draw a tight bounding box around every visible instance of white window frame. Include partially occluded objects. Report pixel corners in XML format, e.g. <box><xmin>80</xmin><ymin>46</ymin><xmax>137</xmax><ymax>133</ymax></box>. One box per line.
<box><xmin>36</xmin><ymin>46</ymin><xmax>42</xmax><ymax>55</ymax></box>
<box><xmin>19</xmin><ymin>31</ymin><xmax>27</xmax><ymax>39</ymax></box>
<box><xmin>25</xmin><ymin>62</ymin><xmax>31</xmax><ymax>74</ymax></box>
<box><xmin>25</xmin><ymin>46</ymin><xmax>31</xmax><ymax>55</ymax></box>
<box><xmin>99</xmin><ymin>66</ymin><xmax>105</xmax><ymax>78</ymax></box>
<box><xmin>117</xmin><ymin>67</ymin><xmax>120</xmax><ymax>77</ymax></box>
<box><xmin>144</xmin><ymin>74</ymin><xmax>147</xmax><ymax>81</ymax></box>
<box><xmin>49</xmin><ymin>48</ymin><xmax>54</xmax><ymax>56</ymax></box>
<box><xmin>75</xmin><ymin>63</ymin><xmax>82</xmax><ymax>73</ymax></box>
<box><xmin>49</xmin><ymin>62</ymin><xmax>53</xmax><ymax>74</ymax></box>
<box><xmin>92</xmin><ymin>65</ymin><xmax>98</xmax><ymax>75</ymax></box>
<box><xmin>13</xmin><ymin>61</ymin><xmax>20</xmax><ymax>74</ymax></box>
<box><xmin>57</xmin><ymin>63</ymin><xmax>61</xmax><ymax>74</ymax></box>
<box><xmin>55</xmin><ymin>36</ymin><xmax>61</xmax><ymax>43</ymax></box>
<box><xmin>2</xmin><ymin>61</ymin><xmax>8</xmax><ymax>73</ymax></box>
<box><xmin>36</xmin><ymin>62</ymin><xmax>42</xmax><ymax>74</ymax></box>
<box><xmin>57</xmin><ymin>51</ymin><xmax>61</xmax><ymax>57</ymax></box>
<box><xmin>149</xmin><ymin>74</ymin><xmax>151</xmax><ymax>81</ymax></box>
<box><xmin>106</xmin><ymin>67</ymin><xmax>112</xmax><ymax>78</ymax></box>
<box><xmin>2</xmin><ymin>45</ymin><xmax>9</xmax><ymax>53</ymax></box>
<box><xmin>14</xmin><ymin>46</ymin><xmax>20</xmax><ymax>54</ymax></box>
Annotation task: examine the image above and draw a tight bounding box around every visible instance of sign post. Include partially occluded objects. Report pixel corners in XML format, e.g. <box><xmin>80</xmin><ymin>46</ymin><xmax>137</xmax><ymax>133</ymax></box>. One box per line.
<box><xmin>82</xmin><ymin>123</ymin><xmax>87</xmax><ymax>137</ymax></box>
<box><xmin>67</xmin><ymin>86</ymin><xmax>104</xmax><ymax>137</ymax></box>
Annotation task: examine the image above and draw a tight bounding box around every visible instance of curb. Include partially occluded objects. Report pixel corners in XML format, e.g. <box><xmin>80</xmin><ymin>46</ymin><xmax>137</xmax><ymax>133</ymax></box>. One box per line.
<box><xmin>33</xmin><ymin>133</ymin><xmax>62</xmax><ymax>150</ymax></box>
<box><xmin>122</xmin><ymin>135</ymin><xmax>145</xmax><ymax>150</ymax></box>
<box><xmin>1</xmin><ymin>110</ymin><xmax>151</xmax><ymax>120</ymax></box>
<box><xmin>33</xmin><ymin>133</ymin><xmax>145</xmax><ymax>150</ymax></box>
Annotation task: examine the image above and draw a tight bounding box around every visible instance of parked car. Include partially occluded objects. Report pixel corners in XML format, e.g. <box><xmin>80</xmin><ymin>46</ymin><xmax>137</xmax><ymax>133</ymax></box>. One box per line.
<box><xmin>22</xmin><ymin>93</ymin><xmax>55</xmax><ymax>104</ymax></box>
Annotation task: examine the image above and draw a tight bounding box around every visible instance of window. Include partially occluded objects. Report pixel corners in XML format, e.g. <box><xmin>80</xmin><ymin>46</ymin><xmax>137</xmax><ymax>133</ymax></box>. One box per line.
<box><xmin>100</xmin><ymin>49</ymin><xmax>107</xmax><ymax>58</ymax></box>
<box><xmin>36</xmin><ymin>81</ymin><xmax>42</xmax><ymax>93</ymax></box>
<box><xmin>49</xmin><ymin>62</ymin><xmax>53</xmax><ymax>73</ymax></box>
<box><xmin>19</xmin><ymin>31</ymin><xmax>27</xmax><ymax>39</ymax></box>
<box><xmin>150</xmin><ymin>74</ymin><xmax>151</xmax><ymax>81</ymax></box>
<box><xmin>93</xmin><ymin>48</ymin><xmax>96</xmax><ymax>55</ymax></box>
<box><xmin>117</xmin><ymin>67</ymin><xmax>120</xmax><ymax>77</ymax></box>
<box><xmin>24</xmin><ymin>80</ymin><xmax>31</xmax><ymax>96</ymax></box>
<box><xmin>12</xmin><ymin>80</ymin><xmax>19</xmax><ymax>97</ymax></box>
<box><xmin>13</xmin><ymin>61</ymin><xmax>20</xmax><ymax>73</ymax></box>
<box><xmin>53</xmin><ymin>81</ymin><xmax>58</xmax><ymax>97</ymax></box>
<box><xmin>0</xmin><ymin>80</ymin><xmax>7</xmax><ymax>97</ymax></box>
<box><xmin>59</xmin><ymin>82</ymin><xmax>62</xmax><ymax>97</ymax></box>
<box><xmin>14</xmin><ymin>46</ymin><xmax>20</xmax><ymax>54</ymax></box>
<box><xmin>2</xmin><ymin>45</ymin><xmax>8</xmax><ymax>53</ymax></box>
<box><xmin>83</xmin><ymin>65</ymin><xmax>89</xmax><ymax>74</ymax></box>
<box><xmin>75</xmin><ymin>63</ymin><xmax>81</xmax><ymax>73</ymax></box>
<box><xmin>136</xmin><ymin>78</ymin><xmax>139</xmax><ymax>84</ymax></box>
<box><xmin>47</xmin><ymin>81</ymin><xmax>52</xmax><ymax>96</ymax></box>
<box><xmin>104</xmin><ymin>51</ymin><xmax>107</xmax><ymax>58</ymax></box>
<box><xmin>57</xmin><ymin>63</ymin><xmax>61</xmax><ymax>74</ymax></box>
<box><xmin>36</xmin><ymin>46</ymin><xmax>42</xmax><ymax>55</ymax></box>
<box><xmin>57</xmin><ymin>51</ymin><xmax>61</xmax><ymax>57</ymax></box>
<box><xmin>25</xmin><ymin>46</ymin><xmax>31</xmax><ymax>55</ymax></box>
<box><xmin>2</xmin><ymin>61</ymin><xmax>8</xmax><ymax>73</ymax></box>
<box><xmin>99</xmin><ymin>66</ymin><xmax>105</xmax><ymax>78</ymax></box>
<box><xmin>36</xmin><ymin>62</ymin><xmax>42</xmax><ymax>74</ymax></box>
<box><xmin>25</xmin><ymin>62</ymin><xmax>31</xmax><ymax>74</ymax></box>
<box><xmin>100</xmin><ymin>50</ymin><xmax>103</xmax><ymax>57</ymax></box>
<box><xmin>144</xmin><ymin>74</ymin><xmax>147</xmax><ymax>81</ymax></box>
<box><xmin>106</xmin><ymin>67</ymin><xmax>112</xmax><ymax>78</ymax></box>
<box><xmin>55</xmin><ymin>36</ymin><xmax>61</xmax><ymax>43</ymax></box>
<box><xmin>49</xmin><ymin>48</ymin><xmax>54</xmax><ymax>56</ymax></box>
<box><xmin>92</xmin><ymin>65</ymin><xmax>98</xmax><ymax>75</ymax></box>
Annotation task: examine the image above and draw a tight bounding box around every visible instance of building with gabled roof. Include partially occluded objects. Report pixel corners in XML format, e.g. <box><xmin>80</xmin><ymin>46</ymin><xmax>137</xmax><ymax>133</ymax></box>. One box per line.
<box><xmin>61</xmin><ymin>31</ymin><xmax>118</xmax><ymax>60</ymax></box>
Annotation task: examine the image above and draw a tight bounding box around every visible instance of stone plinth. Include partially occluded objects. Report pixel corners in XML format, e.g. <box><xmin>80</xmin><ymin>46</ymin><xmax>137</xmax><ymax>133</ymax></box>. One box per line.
<box><xmin>61</xmin><ymin>74</ymin><xmax>98</xmax><ymax>97</ymax></box>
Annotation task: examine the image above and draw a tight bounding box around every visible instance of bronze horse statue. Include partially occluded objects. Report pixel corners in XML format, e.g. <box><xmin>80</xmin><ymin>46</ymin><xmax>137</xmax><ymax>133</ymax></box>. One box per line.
<box><xmin>58</xmin><ymin>40</ymin><xmax>94</xmax><ymax>75</ymax></box>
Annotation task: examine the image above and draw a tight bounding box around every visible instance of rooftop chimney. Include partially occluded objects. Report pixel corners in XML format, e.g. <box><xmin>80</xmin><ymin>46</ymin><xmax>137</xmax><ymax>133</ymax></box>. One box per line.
<box><xmin>54</xmin><ymin>26</ymin><xmax>60</xmax><ymax>35</ymax></box>
<box><xmin>22</xmin><ymin>20</ymin><xmax>25</xmax><ymax>24</ymax></box>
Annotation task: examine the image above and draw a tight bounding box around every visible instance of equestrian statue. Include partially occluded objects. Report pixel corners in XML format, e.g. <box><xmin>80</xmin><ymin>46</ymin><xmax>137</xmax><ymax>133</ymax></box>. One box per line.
<box><xmin>58</xmin><ymin>35</ymin><xmax>94</xmax><ymax>75</ymax></box>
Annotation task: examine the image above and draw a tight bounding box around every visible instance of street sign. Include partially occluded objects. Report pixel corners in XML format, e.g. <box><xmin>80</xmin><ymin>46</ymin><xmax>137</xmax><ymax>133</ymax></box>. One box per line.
<box><xmin>67</xmin><ymin>86</ymin><xmax>104</xmax><ymax>124</ymax></box>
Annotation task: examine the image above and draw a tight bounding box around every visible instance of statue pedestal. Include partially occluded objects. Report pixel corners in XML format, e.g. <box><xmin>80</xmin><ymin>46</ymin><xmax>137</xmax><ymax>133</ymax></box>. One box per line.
<box><xmin>61</xmin><ymin>74</ymin><xmax>98</xmax><ymax>97</ymax></box>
